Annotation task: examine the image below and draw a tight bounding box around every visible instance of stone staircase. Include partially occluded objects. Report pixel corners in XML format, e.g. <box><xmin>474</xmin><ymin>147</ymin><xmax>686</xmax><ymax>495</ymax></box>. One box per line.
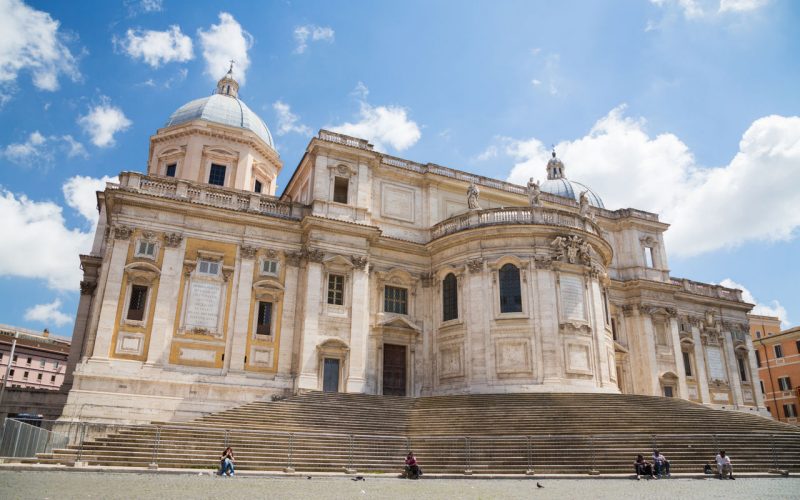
<box><xmin>29</xmin><ymin>392</ymin><xmax>800</xmax><ymax>474</ymax></box>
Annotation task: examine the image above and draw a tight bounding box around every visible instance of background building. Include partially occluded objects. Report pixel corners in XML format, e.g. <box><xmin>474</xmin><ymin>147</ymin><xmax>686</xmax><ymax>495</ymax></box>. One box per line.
<box><xmin>750</xmin><ymin>315</ymin><xmax>799</xmax><ymax>425</ymax></box>
<box><xmin>0</xmin><ymin>324</ymin><xmax>70</xmax><ymax>420</ymax></box>
<box><xmin>59</xmin><ymin>72</ymin><xmax>765</xmax><ymax>424</ymax></box>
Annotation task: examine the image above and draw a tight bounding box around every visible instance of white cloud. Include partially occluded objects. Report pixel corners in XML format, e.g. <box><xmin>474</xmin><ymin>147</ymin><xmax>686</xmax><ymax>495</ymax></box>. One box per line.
<box><xmin>24</xmin><ymin>299</ymin><xmax>73</xmax><ymax>327</ymax></box>
<box><xmin>124</xmin><ymin>0</ymin><xmax>163</xmax><ymax>16</ymax></box>
<box><xmin>273</xmin><ymin>100</ymin><xmax>312</xmax><ymax>136</ymax></box>
<box><xmin>650</xmin><ymin>0</ymin><xmax>769</xmax><ymax>18</ymax></box>
<box><xmin>474</xmin><ymin>144</ymin><xmax>499</xmax><ymax>162</ymax></box>
<box><xmin>328</xmin><ymin>83</ymin><xmax>421</xmax><ymax>153</ymax></box>
<box><xmin>293</xmin><ymin>24</ymin><xmax>335</xmax><ymax>54</ymax></box>
<box><xmin>719</xmin><ymin>0</ymin><xmax>769</xmax><ymax>13</ymax></box>
<box><xmin>531</xmin><ymin>79</ymin><xmax>542</xmax><ymax>86</ymax></box>
<box><xmin>198</xmin><ymin>12</ymin><xmax>252</xmax><ymax>84</ymax></box>
<box><xmin>719</xmin><ymin>279</ymin><xmax>789</xmax><ymax>328</ymax></box>
<box><xmin>504</xmin><ymin>106</ymin><xmax>800</xmax><ymax>257</ymax></box>
<box><xmin>78</xmin><ymin>99</ymin><xmax>132</xmax><ymax>148</ymax></box>
<box><xmin>0</xmin><ymin>0</ymin><xmax>80</xmax><ymax>94</ymax></box>
<box><xmin>3</xmin><ymin>131</ymin><xmax>87</xmax><ymax>167</ymax></box>
<box><xmin>530</xmin><ymin>53</ymin><xmax>563</xmax><ymax>96</ymax></box>
<box><xmin>0</xmin><ymin>186</ymin><xmax>95</xmax><ymax>290</ymax></box>
<box><xmin>62</xmin><ymin>175</ymin><xmax>117</xmax><ymax>226</ymax></box>
<box><xmin>115</xmin><ymin>25</ymin><xmax>193</xmax><ymax>67</ymax></box>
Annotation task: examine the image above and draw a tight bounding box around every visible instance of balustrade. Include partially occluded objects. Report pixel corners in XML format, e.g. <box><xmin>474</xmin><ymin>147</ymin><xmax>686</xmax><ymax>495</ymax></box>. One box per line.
<box><xmin>430</xmin><ymin>206</ymin><xmax>601</xmax><ymax>240</ymax></box>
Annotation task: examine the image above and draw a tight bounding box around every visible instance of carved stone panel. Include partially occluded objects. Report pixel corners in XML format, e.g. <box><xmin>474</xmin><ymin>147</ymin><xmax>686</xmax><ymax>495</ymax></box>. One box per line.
<box><xmin>495</xmin><ymin>339</ymin><xmax>532</xmax><ymax>376</ymax></box>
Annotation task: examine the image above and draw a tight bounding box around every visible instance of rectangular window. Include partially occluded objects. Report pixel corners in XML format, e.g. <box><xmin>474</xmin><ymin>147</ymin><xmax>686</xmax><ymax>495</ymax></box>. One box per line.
<box><xmin>135</xmin><ymin>240</ymin><xmax>156</xmax><ymax>258</ymax></box>
<box><xmin>760</xmin><ymin>380</ymin><xmax>765</xmax><ymax>394</ymax></box>
<box><xmin>261</xmin><ymin>260</ymin><xmax>279</xmax><ymax>276</ymax></box>
<box><xmin>644</xmin><ymin>247</ymin><xmax>654</xmax><ymax>268</ymax></box>
<box><xmin>611</xmin><ymin>318</ymin><xmax>618</xmax><ymax>341</ymax></box>
<box><xmin>755</xmin><ymin>330</ymin><xmax>761</xmax><ymax>338</ymax></box>
<box><xmin>784</xmin><ymin>404</ymin><xmax>798</xmax><ymax>418</ymax></box>
<box><xmin>54</xmin><ymin>361</ymin><xmax>60</xmax><ymax>370</ymax></box>
<box><xmin>208</xmin><ymin>164</ymin><xmax>226</xmax><ymax>186</ymax></box>
<box><xmin>127</xmin><ymin>285</ymin><xmax>148</xmax><ymax>321</ymax></box>
<box><xmin>37</xmin><ymin>373</ymin><xmax>42</xmax><ymax>381</ymax></box>
<box><xmin>23</xmin><ymin>371</ymin><xmax>28</xmax><ymax>379</ymax></box>
<box><xmin>165</xmin><ymin>163</ymin><xmax>176</xmax><ymax>177</ymax></box>
<box><xmin>197</xmin><ymin>259</ymin><xmax>220</xmax><ymax>276</ymax></box>
<box><xmin>778</xmin><ymin>377</ymin><xmax>792</xmax><ymax>391</ymax></box>
<box><xmin>755</xmin><ymin>350</ymin><xmax>761</xmax><ymax>368</ymax></box>
<box><xmin>775</xmin><ymin>345</ymin><xmax>784</xmax><ymax>358</ymax></box>
<box><xmin>256</xmin><ymin>301</ymin><xmax>272</xmax><ymax>336</ymax></box>
<box><xmin>333</xmin><ymin>176</ymin><xmax>349</xmax><ymax>204</ymax></box>
<box><xmin>384</xmin><ymin>286</ymin><xmax>408</xmax><ymax>315</ymax></box>
<box><xmin>601</xmin><ymin>291</ymin><xmax>610</xmax><ymax>325</ymax></box>
<box><xmin>8</xmin><ymin>369</ymin><xmax>14</xmax><ymax>377</ymax></box>
<box><xmin>39</xmin><ymin>359</ymin><xmax>45</xmax><ymax>368</ymax></box>
<box><xmin>737</xmin><ymin>356</ymin><xmax>748</xmax><ymax>382</ymax></box>
<box><xmin>327</xmin><ymin>274</ymin><xmax>345</xmax><ymax>306</ymax></box>
<box><xmin>682</xmin><ymin>351</ymin><xmax>693</xmax><ymax>377</ymax></box>
<box><xmin>13</xmin><ymin>354</ymin><xmax>17</xmax><ymax>363</ymax></box>
<box><xmin>254</xmin><ymin>180</ymin><xmax>262</xmax><ymax>193</ymax></box>
<box><xmin>796</xmin><ymin>340</ymin><xmax>800</xmax><ymax>354</ymax></box>
<box><xmin>50</xmin><ymin>375</ymin><xmax>56</xmax><ymax>383</ymax></box>
<box><xmin>26</xmin><ymin>357</ymin><xmax>31</xmax><ymax>365</ymax></box>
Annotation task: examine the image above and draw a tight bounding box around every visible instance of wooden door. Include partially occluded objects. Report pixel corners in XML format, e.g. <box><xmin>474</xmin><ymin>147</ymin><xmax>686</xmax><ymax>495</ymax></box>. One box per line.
<box><xmin>382</xmin><ymin>344</ymin><xmax>406</xmax><ymax>396</ymax></box>
<box><xmin>323</xmin><ymin>358</ymin><xmax>340</xmax><ymax>393</ymax></box>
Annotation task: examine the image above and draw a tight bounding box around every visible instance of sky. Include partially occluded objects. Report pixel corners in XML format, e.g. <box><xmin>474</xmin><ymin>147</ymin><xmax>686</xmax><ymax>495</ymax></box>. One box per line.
<box><xmin>0</xmin><ymin>0</ymin><xmax>798</xmax><ymax>336</ymax></box>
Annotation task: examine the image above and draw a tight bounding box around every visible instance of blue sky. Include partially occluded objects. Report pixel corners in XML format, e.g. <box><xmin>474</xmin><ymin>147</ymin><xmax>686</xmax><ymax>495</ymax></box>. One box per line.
<box><xmin>0</xmin><ymin>0</ymin><xmax>798</xmax><ymax>336</ymax></box>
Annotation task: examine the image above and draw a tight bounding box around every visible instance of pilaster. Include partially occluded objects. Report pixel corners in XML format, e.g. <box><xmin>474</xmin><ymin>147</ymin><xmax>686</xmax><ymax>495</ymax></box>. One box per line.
<box><xmin>723</xmin><ymin>330</ymin><xmax>744</xmax><ymax>407</ymax></box>
<box><xmin>691</xmin><ymin>326</ymin><xmax>711</xmax><ymax>404</ymax></box>
<box><xmin>145</xmin><ymin>235</ymin><xmax>184</xmax><ymax>365</ymax></box>
<box><xmin>298</xmin><ymin>260</ymin><xmax>323</xmax><ymax>390</ymax></box>
<box><xmin>669</xmin><ymin>316</ymin><xmax>689</xmax><ymax>400</ymax></box>
<box><xmin>91</xmin><ymin>232</ymin><xmax>132</xmax><ymax>359</ymax></box>
<box><xmin>228</xmin><ymin>249</ymin><xmax>256</xmax><ymax>372</ymax></box>
<box><xmin>347</xmin><ymin>263</ymin><xmax>370</xmax><ymax>392</ymax></box>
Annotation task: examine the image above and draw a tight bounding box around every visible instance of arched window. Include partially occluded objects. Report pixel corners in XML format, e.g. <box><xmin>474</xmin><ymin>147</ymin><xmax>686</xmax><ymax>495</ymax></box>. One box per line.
<box><xmin>442</xmin><ymin>273</ymin><xmax>458</xmax><ymax>321</ymax></box>
<box><xmin>499</xmin><ymin>263</ymin><xmax>522</xmax><ymax>313</ymax></box>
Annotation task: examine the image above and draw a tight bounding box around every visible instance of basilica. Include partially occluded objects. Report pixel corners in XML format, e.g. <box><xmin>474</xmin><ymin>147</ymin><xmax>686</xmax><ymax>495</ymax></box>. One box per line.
<box><xmin>59</xmin><ymin>70</ymin><xmax>766</xmax><ymax>424</ymax></box>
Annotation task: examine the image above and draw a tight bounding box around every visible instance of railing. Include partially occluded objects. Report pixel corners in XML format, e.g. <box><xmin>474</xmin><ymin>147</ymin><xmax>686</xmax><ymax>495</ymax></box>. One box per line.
<box><xmin>116</xmin><ymin>172</ymin><xmax>298</xmax><ymax>219</ymax></box>
<box><xmin>431</xmin><ymin>206</ymin><xmax>602</xmax><ymax>240</ymax></box>
<box><xmin>12</xmin><ymin>419</ymin><xmax>798</xmax><ymax>474</ymax></box>
<box><xmin>0</xmin><ymin>418</ymin><xmax>68</xmax><ymax>458</ymax></box>
<box><xmin>671</xmin><ymin>278</ymin><xmax>744</xmax><ymax>302</ymax></box>
<box><xmin>318</xmin><ymin>130</ymin><xmax>374</xmax><ymax>150</ymax></box>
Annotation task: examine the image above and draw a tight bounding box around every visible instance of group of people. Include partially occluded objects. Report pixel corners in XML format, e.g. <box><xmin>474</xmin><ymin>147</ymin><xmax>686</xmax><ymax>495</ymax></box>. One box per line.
<box><xmin>634</xmin><ymin>450</ymin><xmax>734</xmax><ymax>480</ymax></box>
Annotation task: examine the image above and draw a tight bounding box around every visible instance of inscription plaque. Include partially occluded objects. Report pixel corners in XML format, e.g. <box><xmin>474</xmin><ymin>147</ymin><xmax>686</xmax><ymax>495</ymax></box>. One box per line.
<box><xmin>706</xmin><ymin>346</ymin><xmax>726</xmax><ymax>380</ymax></box>
<box><xmin>561</xmin><ymin>275</ymin><xmax>585</xmax><ymax>321</ymax></box>
<box><xmin>185</xmin><ymin>280</ymin><xmax>222</xmax><ymax>331</ymax></box>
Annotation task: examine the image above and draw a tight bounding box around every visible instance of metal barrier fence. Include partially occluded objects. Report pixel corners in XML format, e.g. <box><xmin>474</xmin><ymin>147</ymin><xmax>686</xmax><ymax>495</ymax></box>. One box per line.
<box><xmin>0</xmin><ymin>418</ymin><xmax>69</xmax><ymax>458</ymax></box>
<box><xmin>2</xmin><ymin>418</ymin><xmax>798</xmax><ymax>474</ymax></box>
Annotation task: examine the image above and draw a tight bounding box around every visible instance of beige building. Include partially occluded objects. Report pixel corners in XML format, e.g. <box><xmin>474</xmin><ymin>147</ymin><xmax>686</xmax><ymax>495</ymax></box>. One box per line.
<box><xmin>749</xmin><ymin>315</ymin><xmax>800</xmax><ymax>424</ymax></box>
<box><xmin>1</xmin><ymin>325</ymin><xmax>69</xmax><ymax>391</ymax></box>
<box><xmin>59</xmin><ymin>71</ymin><xmax>766</xmax><ymax>424</ymax></box>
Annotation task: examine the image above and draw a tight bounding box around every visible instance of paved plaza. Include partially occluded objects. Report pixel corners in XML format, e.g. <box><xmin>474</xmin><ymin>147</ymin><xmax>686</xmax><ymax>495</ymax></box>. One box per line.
<box><xmin>0</xmin><ymin>472</ymin><xmax>798</xmax><ymax>499</ymax></box>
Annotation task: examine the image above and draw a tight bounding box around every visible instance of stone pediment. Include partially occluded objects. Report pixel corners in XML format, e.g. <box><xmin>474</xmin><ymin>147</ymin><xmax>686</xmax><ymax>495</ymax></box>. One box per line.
<box><xmin>377</xmin><ymin>315</ymin><xmax>422</xmax><ymax>332</ymax></box>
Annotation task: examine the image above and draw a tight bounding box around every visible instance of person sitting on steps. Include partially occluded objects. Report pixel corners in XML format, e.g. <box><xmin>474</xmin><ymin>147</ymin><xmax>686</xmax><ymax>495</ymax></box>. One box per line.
<box><xmin>634</xmin><ymin>454</ymin><xmax>654</xmax><ymax>480</ymax></box>
<box><xmin>219</xmin><ymin>446</ymin><xmax>235</xmax><ymax>477</ymax></box>
<box><xmin>404</xmin><ymin>451</ymin><xmax>422</xmax><ymax>479</ymax></box>
<box><xmin>652</xmin><ymin>450</ymin><xmax>671</xmax><ymax>478</ymax></box>
<box><xmin>715</xmin><ymin>450</ymin><xmax>734</xmax><ymax>480</ymax></box>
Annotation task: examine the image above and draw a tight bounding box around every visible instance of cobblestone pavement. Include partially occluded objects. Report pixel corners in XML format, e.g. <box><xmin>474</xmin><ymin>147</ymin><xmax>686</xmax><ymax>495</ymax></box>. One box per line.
<box><xmin>1</xmin><ymin>472</ymin><xmax>798</xmax><ymax>499</ymax></box>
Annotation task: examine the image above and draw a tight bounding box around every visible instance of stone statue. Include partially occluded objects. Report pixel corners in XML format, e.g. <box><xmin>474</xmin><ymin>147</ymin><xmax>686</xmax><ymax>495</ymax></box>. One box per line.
<box><xmin>467</xmin><ymin>183</ymin><xmax>481</xmax><ymax>210</ymax></box>
<box><xmin>579</xmin><ymin>190</ymin><xmax>591</xmax><ymax>218</ymax></box>
<box><xmin>527</xmin><ymin>178</ymin><xmax>541</xmax><ymax>207</ymax></box>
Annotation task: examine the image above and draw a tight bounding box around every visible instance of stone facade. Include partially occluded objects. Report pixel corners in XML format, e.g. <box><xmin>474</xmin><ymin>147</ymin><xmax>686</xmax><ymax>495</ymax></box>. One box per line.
<box><xmin>59</xmin><ymin>76</ymin><xmax>766</xmax><ymax>424</ymax></box>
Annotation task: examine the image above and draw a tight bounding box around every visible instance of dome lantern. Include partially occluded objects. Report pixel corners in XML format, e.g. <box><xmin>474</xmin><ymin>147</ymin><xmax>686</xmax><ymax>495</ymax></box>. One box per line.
<box><xmin>215</xmin><ymin>61</ymin><xmax>239</xmax><ymax>98</ymax></box>
<box><xmin>546</xmin><ymin>149</ymin><xmax>565</xmax><ymax>180</ymax></box>
<box><xmin>539</xmin><ymin>149</ymin><xmax>605</xmax><ymax>208</ymax></box>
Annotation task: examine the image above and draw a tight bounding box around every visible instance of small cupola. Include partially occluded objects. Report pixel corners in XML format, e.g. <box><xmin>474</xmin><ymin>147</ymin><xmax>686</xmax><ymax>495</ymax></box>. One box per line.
<box><xmin>215</xmin><ymin>62</ymin><xmax>239</xmax><ymax>98</ymax></box>
<box><xmin>546</xmin><ymin>150</ymin><xmax>565</xmax><ymax>180</ymax></box>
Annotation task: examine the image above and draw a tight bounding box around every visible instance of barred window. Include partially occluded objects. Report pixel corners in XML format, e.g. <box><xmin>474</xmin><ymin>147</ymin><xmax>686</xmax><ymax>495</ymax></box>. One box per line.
<box><xmin>127</xmin><ymin>285</ymin><xmax>148</xmax><ymax>321</ymax></box>
<box><xmin>442</xmin><ymin>273</ymin><xmax>458</xmax><ymax>321</ymax></box>
<box><xmin>208</xmin><ymin>164</ymin><xmax>226</xmax><ymax>186</ymax></box>
<box><xmin>256</xmin><ymin>301</ymin><xmax>272</xmax><ymax>336</ymax></box>
<box><xmin>499</xmin><ymin>264</ymin><xmax>522</xmax><ymax>313</ymax></box>
<box><xmin>384</xmin><ymin>286</ymin><xmax>408</xmax><ymax>315</ymax></box>
<box><xmin>327</xmin><ymin>274</ymin><xmax>345</xmax><ymax>305</ymax></box>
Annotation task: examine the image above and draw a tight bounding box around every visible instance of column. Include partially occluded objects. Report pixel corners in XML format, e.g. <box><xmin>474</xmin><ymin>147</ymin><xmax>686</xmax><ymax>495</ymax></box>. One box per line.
<box><xmin>62</xmin><ymin>281</ymin><xmax>97</xmax><ymax>390</ymax></box>
<box><xmin>347</xmin><ymin>262</ymin><xmax>370</xmax><ymax>392</ymax></box>
<box><xmin>145</xmin><ymin>235</ymin><xmax>185</xmax><ymax>365</ymax></box>
<box><xmin>466</xmin><ymin>263</ymin><xmax>486</xmax><ymax>387</ymax></box>
<box><xmin>669</xmin><ymin>316</ymin><xmax>689</xmax><ymax>400</ymax></box>
<box><xmin>298</xmin><ymin>258</ymin><xmax>324</xmax><ymax>390</ymax></box>
<box><xmin>227</xmin><ymin>247</ymin><xmax>256</xmax><ymax>372</ymax></box>
<box><xmin>91</xmin><ymin>228</ymin><xmax>132</xmax><ymax>360</ymax></box>
<box><xmin>723</xmin><ymin>331</ymin><xmax>744</xmax><ymax>407</ymax></box>
<box><xmin>746</xmin><ymin>335</ymin><xmax>766</xmax><ymax>409</ymax></box>
<box><xmin>419</xmin><ymin>273</ymin><xmax>434</xmax><ymax>395</ymax></box>
<box><xmin>276</xmin><ymin>262</ymin><xmax>300</xmax><ymax>381</ymax></box>
<box><xmin>691</xmin><ymin>326</ymin><xmax>710</xmax><ymax>404</ymax></box>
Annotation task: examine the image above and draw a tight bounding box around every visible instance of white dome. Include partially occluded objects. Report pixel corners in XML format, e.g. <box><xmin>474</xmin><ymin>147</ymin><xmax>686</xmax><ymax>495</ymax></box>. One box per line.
<box><xmin>165</xmin><ymin>94</ymin><xmax>275</xmax><ymax>149</ymax></box>
<box><xmin>540</xmin><ymin>178</ymin><xmax>605</xmax><ymax>208</ymax></box>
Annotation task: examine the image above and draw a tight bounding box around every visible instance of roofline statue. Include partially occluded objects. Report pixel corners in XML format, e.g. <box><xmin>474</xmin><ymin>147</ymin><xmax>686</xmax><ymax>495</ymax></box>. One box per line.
<box><xmin>467</xmin><ymin>183</ymin><xmax>481</xmax><ymax>210</ymax></box>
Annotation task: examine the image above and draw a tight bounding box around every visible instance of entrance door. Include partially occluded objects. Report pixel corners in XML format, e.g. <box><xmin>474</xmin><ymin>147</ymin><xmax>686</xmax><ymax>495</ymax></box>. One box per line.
<box><xmin>323</xmin><ymin>358</ymin><xmax>340</xmax><ymax>393</ymax></box>
<box><xmin>382</xmin><ymin>344</ymin><xmax>407</xmax><ymax>396</ymax></box>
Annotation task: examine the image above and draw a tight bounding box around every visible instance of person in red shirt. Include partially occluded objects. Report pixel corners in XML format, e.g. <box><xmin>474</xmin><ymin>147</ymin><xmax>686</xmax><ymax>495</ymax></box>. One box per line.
<box><xmin>404</xmin><ymin>451</ymin><xmax>422</xmax><ymax>479</ymax></box>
